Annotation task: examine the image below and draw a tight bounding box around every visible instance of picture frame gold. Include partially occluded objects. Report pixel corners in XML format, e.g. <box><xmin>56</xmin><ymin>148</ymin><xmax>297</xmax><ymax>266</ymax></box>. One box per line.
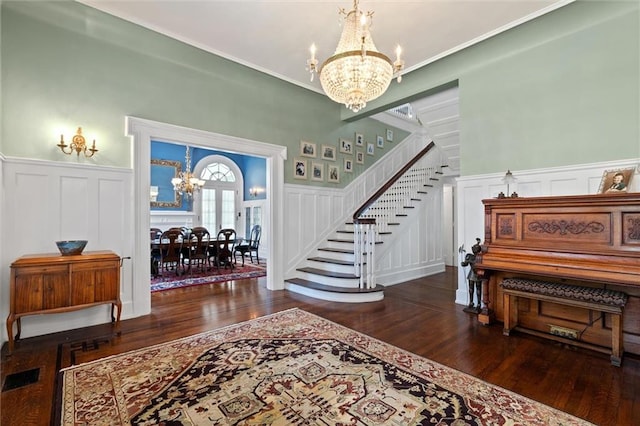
<box><xmin>339</xmin><ymin>138</ymin><xmax>353</xmax><ymax>155</ymax></box>
<box><xmin>328</xmin><ymin>164</ymin><xmax>340</xmax><ymax>183</ymax></box>
<box><xmin>321</xmin><ymin>144</ymin><xmax>336</xmax><ymax>161</ymax></box>
<box><xmin>150</xmin><ymin>159</ymin><xmax>182</xmax><ymax>208</ymax></box>
<box><xmin>311</xmin><ymin>162</ymin><xmax>324</xmax><ymax>181</ymax></box>
<box><xmin>598</xmin><ymin>167</ymin><xmax>635</xmax><ymax>194</ymax></box>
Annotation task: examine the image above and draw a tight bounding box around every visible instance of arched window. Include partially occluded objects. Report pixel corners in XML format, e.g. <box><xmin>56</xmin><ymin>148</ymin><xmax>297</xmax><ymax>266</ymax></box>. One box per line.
<box><xmin>193</xmin><ymin>155</ymin><xmax>243</xmax><ymax>233</ymax></box>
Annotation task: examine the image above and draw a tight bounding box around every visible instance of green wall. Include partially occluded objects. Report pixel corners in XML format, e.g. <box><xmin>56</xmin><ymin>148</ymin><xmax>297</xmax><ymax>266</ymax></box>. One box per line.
<box><xmin>0</xmin><ymin>1</ymin><xmax>407</xmax><ymax>186</ymax></box>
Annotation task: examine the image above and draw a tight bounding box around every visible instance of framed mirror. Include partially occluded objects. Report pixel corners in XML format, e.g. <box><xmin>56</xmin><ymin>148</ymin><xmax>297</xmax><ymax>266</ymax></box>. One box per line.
<box><xmin>150</xmin><ymin>159</ymin><xmax>182</xmax><ymax>207</ymax></box>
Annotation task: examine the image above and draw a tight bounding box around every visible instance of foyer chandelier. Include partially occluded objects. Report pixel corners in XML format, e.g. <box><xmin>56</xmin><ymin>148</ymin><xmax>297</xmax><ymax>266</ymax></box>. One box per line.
<box><xmin>171</xmin><ymin>145</ymin><xmax>204</xmax><ymax>198</ymax></box>
<box><xmin>307</xmin><ymin>0</ymin><xmax>404</xmax><ymax>112</ymax></box>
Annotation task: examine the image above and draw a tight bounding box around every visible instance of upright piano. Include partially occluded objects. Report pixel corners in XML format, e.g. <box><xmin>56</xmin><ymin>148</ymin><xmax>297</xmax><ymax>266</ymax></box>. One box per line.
<box><xmin>475</xmin><ymin>193</ymin><xmax>640</xmax><ymax>358</ymax></box>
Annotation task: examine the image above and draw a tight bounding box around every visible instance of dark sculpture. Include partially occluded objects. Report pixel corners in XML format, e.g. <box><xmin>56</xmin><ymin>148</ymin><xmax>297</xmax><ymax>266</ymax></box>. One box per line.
<box><xmin>461</xmin><ymin>238</ymin><xmax>482</xmax><ymax>313</ymax></box>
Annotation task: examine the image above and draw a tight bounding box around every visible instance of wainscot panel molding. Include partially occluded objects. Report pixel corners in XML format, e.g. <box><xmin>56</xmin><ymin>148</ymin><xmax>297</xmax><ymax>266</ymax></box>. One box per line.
<box><xmin>284</xmin><ymin>130</ymin><xmax>447</xmax><ymax>285</ymax></box>
<box><xmin>455</xmin><ymin>158</ymin><xmax>640</xmax><ymax>307</ymax></box>
<box><xmin>1</xmin><ymin>157</ymin><xmax>134</xmax><ymax>343</ymax></box>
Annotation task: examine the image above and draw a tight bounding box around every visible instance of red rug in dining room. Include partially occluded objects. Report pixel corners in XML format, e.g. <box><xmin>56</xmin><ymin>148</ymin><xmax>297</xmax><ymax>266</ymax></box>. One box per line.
<box><xmin>151</xmin><ymin>262</ymin><xmax>266</xmax><ymax>292</ymax></box>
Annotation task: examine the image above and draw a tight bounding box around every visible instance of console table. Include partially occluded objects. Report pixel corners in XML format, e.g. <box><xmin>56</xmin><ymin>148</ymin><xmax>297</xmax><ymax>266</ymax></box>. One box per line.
<box><xmin>6</xmin><ymin>250</ymin><xmax>122</xmax><ymax>354</ymax></box>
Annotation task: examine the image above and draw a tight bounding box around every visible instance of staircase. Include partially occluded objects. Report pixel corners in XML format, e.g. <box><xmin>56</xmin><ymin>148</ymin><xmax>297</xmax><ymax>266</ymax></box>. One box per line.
<box><xmin>285</xmin><ymin>142</ymin><xmax>445</xmax><ymax>302</ymax></box>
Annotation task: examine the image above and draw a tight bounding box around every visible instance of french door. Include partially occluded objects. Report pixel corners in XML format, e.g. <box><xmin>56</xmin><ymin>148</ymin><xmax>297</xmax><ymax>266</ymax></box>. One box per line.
<box><xmin>201</xmin><ymin>186</ymin><xmax>237</xmax><ymax>232</ymax></box>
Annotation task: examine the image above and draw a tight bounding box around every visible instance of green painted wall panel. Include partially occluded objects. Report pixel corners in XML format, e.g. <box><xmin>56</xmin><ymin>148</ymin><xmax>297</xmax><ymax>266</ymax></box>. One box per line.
<box><xmin>0</xmin><ymin>1</ymin><xmax>407</xmax><ymax>186</ymax></box>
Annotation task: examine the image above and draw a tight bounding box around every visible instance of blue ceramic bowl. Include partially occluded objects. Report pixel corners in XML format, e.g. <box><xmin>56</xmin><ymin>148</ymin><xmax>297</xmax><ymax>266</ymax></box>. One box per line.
<box><xmin>56</xmin><ymin>240</ymin><xmax>88</xmax><ymax>256</ymax></box>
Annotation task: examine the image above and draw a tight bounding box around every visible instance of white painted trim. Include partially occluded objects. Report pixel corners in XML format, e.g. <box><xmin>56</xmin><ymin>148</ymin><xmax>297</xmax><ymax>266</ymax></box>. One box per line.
<box><xmin>126</xmin><ymin>117</ymin><xmax>287</xmax><ymax>320</ymax></box>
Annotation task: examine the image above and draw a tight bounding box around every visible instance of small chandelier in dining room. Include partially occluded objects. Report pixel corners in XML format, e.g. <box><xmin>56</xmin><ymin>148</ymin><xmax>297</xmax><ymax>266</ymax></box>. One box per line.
<box><xmin>306</xmin><ymin>0</ymin><xmax>404</xmax><ymax>112</ymax></box>
<box><xmin>171</xmin><ymin>145</ymin><xmax>205</xmax><ymax>198</ymax></box>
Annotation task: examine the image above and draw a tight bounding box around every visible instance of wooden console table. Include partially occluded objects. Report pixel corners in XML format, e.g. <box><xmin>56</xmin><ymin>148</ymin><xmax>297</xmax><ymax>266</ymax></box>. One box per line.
<box><xmin>5</xmin><ymin>250</ymin><xmax>122</xmax><ymax>354</ymax></box>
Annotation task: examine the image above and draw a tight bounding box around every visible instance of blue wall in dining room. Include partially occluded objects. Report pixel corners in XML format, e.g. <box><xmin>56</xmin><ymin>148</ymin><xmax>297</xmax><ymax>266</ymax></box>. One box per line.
<box><xmin>150</xmin><ymin>141</ymin><xmax>267</xmax><ymax>210</ymax></box>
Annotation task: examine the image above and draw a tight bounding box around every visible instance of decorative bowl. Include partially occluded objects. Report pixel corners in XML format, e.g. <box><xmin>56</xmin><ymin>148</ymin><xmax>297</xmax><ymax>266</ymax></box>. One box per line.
<box><xmin>56</xmin><ymin>240</ymin><xmax>88</xmax><ymax>256</ymax></box>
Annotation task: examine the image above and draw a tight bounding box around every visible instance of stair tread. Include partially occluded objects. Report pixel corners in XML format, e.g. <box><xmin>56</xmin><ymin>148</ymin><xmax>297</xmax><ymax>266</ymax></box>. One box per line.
<box><xmin>308</xmin><ymin>257</ymin><xmax>355</xmax><ymax>266</ymax></box>
<box><xmin>327</xmin><ymin>238</ymin><xmax>353</xmax><ymax>243</ymax></box>
<box><xmin>319</xmin><ymin>247</ymin><xmax>354</xmax><ymax>254</ymax></box>
<box><xmin>297</xmin><ymin>267</ymin><xmax>358</xmax><ymax>279</ymax></box>
<box><xmin>285</xmin><ymin>278</ymin><xmax>384</xmax><ymax>294</ymax></box>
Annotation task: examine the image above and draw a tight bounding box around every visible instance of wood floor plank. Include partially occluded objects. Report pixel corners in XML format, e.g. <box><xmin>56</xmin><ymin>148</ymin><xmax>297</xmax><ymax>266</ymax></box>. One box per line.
<box><xmin>1</xmin><ymin>267</ymin><xmax>639</xmax><ymax>425</ymax></box>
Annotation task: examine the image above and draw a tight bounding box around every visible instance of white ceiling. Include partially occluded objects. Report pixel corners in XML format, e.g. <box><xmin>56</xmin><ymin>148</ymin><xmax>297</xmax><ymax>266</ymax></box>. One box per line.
<box><xmin>78</xmin><ymin>0</ymin><xmax>570</xmax><ymax>95</ymax></box>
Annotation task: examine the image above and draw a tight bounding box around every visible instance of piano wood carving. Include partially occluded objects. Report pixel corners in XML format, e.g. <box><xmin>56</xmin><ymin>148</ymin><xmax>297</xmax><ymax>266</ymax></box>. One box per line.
<box><xmin>475</xmin><ymin>193</ymin><xmax>640</xmax><ymax>356</ymax></box>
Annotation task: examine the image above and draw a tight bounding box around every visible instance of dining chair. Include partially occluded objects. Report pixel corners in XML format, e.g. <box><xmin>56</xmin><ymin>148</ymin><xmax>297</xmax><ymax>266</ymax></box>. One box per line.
<box><xmin>210</xmin><ymin>228</ymin><xmax>236</xmax><ymax>272</ymax></box>
<box><xmin>183</xmin><ymin>226</ymin><xmax>210</xmax><ymax>275</ymax></box>
<box><xmin>234</xmin><ymin>225</ymin><xmax>261</xmax><ymax>266</ymax></box>
<box><xmin>150</xmin><ymin>228</ymin><xmax>163</xmax><ymax>277</ymax></box>
<box><xmin>156</xmin><ymin>228</ymin><xmax>184</xmax><ymax>277</ymax></box>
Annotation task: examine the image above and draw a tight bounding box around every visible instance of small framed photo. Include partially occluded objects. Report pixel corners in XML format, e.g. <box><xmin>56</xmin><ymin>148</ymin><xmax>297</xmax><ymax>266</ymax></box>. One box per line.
<box><xmin>294</xmin><ymin>158</ymin><xmax>307</xmax><ymax>179</ymax></box>
<box><xmin>355</xmin><ymin>133</ymin><xmax>364</xmax><ymax>146</ymax></box>
<box><xmin>386</xmin><ymin>128</ymin><xmax>394</xmax><ymax>142</ymax></box>
<box><xmin>598</xmin><ymin>167</ymin><xmax>634</xmax><ymax>194</ymax></box>
<box><xmin>376</xmin><ymin>134</ymin><xmax>384</xmax><ymax>148</ymax></box>
<box><xmin>339</xmin><ymin>138</ymin><xmax>353</xmax><ymax>155</ymax></box>
<box><xmin>367</xmin><ymin>142</ymin><xmax>375</xmax><ymax>156</ymax></box>
<box><xmin>300</xmin><ymin>140</ymin><xmax>316</xmax><ymax>158</ymax></box>
<box><xmin>344</xmin><ymin>158</ymin><xmax>353</xmax><ymax>173</ymax></box>
<box><xmin>356</xmin><ymin>151</ymin><xmax>364</xmax><ymax>164</ymax></box>
<box><xmin>328</xmin><ymin>164</ymin><xmax>340</xmax><ymax>183</ymax></box>
<box><xmin>311</xmin><ymin>162</ymin><xmax>324</xmax><ymax>181</ymax></box>
<box><xmin>321</xmin><ymin>144</ymin><xmax>336</xmax><ymax>161</ymax></box>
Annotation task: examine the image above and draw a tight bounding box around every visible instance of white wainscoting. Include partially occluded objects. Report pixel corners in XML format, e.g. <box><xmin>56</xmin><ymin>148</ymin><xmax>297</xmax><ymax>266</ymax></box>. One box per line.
<box><xmin>283</xmin><ymin>131</ymin><xmax>446</xmax><ymax>284</ymax></box>
<box><xmin>455</xmin><ymin>158</ymin><xmax>640</xmax><ymax>306</ymax></box>
<box><xmin>1</xmin><ymin>157</ymin><xmax>134</xmax><ymax>343</ymax></box>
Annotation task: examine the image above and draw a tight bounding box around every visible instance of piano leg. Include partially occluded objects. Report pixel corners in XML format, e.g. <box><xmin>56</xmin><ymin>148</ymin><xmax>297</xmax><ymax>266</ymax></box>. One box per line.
<box><xmin>503</xmin><ymin>292</ymin><xmax>515</xmax><ymax>336</ymax></box>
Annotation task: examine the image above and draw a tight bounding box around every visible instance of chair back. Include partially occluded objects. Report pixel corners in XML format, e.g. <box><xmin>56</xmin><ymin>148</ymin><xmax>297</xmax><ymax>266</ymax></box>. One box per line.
<box><xmin>189</xmin><ymin>227</ymin><xmax>210</xmax><ymax>258</ymax></box>
<box><xmin>160</xmin><ymin>228</ymin><xmax>183</xmax><ymax>262</ymax></box>
<box><xmin>150</xmin><ymin>228</ymin><xmax>162</xmax><ymax>240</ymax></box>
<box><xmin>249</xmin><ymin>225</ymin><xmax>262</xmax><ymax>249</ymax></box>
<box><xmin>215</xmin><ymin>228</ymin><xmax>236</xmax><ymax>260</ymax></box>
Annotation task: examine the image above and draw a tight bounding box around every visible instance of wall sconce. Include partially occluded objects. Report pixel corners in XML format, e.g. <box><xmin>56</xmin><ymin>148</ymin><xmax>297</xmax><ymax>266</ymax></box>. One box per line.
<box><xmin>150</xmin><ymin>186</ymin><xmax>159</xmax><ymax>202</ymax></box>
<box><xmin>249</xmin><ymin>187</ymin><xmax>265</xmax><ymax>198</ymax></box>
<box><xmin>498</xmin><ymin>170</ymin><xmax>518</xmax><ymax>198</ymax></box>
<box><xmin>56</xmin><ymin>127</ymin><xmax>98</xmax><ymax>157</ymax></box>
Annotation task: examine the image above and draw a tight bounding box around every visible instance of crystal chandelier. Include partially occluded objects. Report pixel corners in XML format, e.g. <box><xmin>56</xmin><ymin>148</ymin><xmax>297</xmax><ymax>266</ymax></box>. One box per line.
<box><xmin>171</xmin><ymin>145</ymin><xmax>205</xmax><ymax>198</ymax></box>
<box><xmin>307</xmin><ymin>0</ymin><xmax>404</xmax><ymax>112</ymax></box>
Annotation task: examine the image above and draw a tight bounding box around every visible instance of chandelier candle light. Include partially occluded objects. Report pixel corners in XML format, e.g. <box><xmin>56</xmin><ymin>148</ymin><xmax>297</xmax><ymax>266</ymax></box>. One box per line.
<box><xmin>307</xmin><ymin>0</ymin><xmax>404</xmax><ymax>112</ymax></box>
<box><xmin>171</xmin><ymin>145</ymin><xmax>205</xmax><ymax>198</ymax></box>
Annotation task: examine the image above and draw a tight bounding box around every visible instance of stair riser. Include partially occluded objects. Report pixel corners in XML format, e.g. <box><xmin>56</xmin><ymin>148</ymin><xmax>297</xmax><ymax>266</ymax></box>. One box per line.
<box><xmin>305</xmin><ymin>261</ymin><xmax>354</xmax><ymax>275</ymax></box>
<box><xmin>285</xmin><ymin>283</ymin><xmax>384</xmax><ymax>303</ymax></box>
<box><xmin>316</xmin><ymin>250</ymin><xmax>355</xmax><ymax>263</ymax></box>
<box><xmin>295</xmin><ymin>272</ymin><xmax>362</xmax><ymax>288</ymax></box>
<box><xmin>325</xmin><ymin>240</ymin><xmax>354</xmax><ymax>250</ymax></box>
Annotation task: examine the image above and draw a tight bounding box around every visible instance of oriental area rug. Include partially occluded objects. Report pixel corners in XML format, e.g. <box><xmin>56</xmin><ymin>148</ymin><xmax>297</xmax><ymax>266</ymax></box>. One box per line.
<box><xmin>59</xmin><ymin>308</ymin><xmax>592</xmax><ymax>425</ymax></box>
<box><xmin>151</xmin><ymin>262</ymin><xmax>266</xmax><ymax>292</ymax></box>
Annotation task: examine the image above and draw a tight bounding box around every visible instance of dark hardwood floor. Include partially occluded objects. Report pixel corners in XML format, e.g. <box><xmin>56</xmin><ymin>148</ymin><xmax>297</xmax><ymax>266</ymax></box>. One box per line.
<box><xmin>2</xmin><ymin>267</ymin><xmax>639</xmax><ymax>425</ymax></box>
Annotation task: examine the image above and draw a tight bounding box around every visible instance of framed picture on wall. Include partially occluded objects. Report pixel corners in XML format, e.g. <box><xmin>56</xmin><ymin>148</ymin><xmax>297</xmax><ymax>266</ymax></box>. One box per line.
<box><xmin>356</xmin><ymin>151</ymin><xmax>364</xmax><ymax>164</ymax></box>
<box><xmin>355</xmin><ymin>133</ymin><xmax>364</xmax><ymax>146</ymax></box>
<box><xmin>339</xmin><ymin>138</ymin><xmax>353</xmax><ymax>155</ymax></box>
<box><xmin>150</xmin><ymin>159</ymin><xmax>182</xmax><ymax>208</ymax></box>
<box><xmin>294</xmin><ymin>158</ymin><xmax>307</xmax><ymax>179</ymax></box>
<box><xmin>344</xmin><ymin>158</ymin><xmax>353</xmax><ymax>173</ymax></box>
<box><xmin>311</xmin><ymin>162</ymin><xmax>324</xmax><ymax>181</ymax></box>
<box><xmin>376</xmin><ymin>134</ymin><xmax>384</xmax><ymax>148</ymax></box>
<box><xmin>598</xmin><ymin>167</ymin><xmax>635</xmax><ymax>193</ymax></box>
<box><xmin>367</xmin><ymin>142</ymin><xmax>375</xmax><ymax>156</ymax></box>
<box><xmin>300</xmin><ymin>140</ymin><xmax>316</xmax><ymax>158</ymax></box>
<box><xmin>386</xmin><ymin>128</ymin><xmax>394</xmax><ymax>141</ymax></box>
<box><xmin>328</xmin><ymin>164</ymin><xmax>340</xmax><ymax>183</ymax></box>
<box><xmin>321</xmin><ymin>145</ymin><xmax>336</xmax><ymax>161</ymax></box>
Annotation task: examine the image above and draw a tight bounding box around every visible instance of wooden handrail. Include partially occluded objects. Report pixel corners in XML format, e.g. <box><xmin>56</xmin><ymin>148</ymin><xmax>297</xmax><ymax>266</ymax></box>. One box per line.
<box><xmin>352</xmin><ymin>141</ymin><xmax>436</xmax><ymax>222</ymax></box>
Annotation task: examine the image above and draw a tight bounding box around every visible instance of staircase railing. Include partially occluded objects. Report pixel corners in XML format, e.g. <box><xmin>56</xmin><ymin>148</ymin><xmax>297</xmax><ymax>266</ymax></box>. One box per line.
<box><xmin>352</xmin><ymin>141</ymin><xmax>445</xmax><ymax>289</ymax></box>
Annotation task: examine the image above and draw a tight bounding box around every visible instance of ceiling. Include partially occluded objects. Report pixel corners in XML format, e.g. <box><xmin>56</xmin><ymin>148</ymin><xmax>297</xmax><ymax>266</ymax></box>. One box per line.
<box><xmin>76</xmin><ymin>0</ymin><xmax>571</xmax><ymax>174</ymax></box>
<box><xmin>78</xmin><ymin>0</ymin><xmax>569</xmax><ymax>95</ymax></box>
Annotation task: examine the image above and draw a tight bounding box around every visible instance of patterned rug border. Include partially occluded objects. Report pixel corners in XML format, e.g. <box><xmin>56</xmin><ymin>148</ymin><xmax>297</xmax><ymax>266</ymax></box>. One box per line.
<box><xmin>150</xmin><ymin>263</ymin><xmax>266</xmax><ymax>292</ymax></box>
<box><xmin>60</xmin><ymin>308</ymin><xmax>594</xmax><ymax>425</ymax></box>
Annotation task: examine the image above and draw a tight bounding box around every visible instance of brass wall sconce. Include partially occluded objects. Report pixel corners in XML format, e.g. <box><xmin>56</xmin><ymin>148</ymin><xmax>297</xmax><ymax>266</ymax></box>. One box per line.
<box><xmin>249</xmin><ymin>187</ymin><xmax>264</xmax><ymax>198</ymax></box>
<box><xmin>56</xmin><ymin>127</ymin><xmax>98</xmax><ymax>157</ymax></box>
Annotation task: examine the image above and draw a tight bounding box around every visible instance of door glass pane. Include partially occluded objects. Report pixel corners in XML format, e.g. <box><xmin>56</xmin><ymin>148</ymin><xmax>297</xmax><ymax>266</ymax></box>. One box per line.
<box><xmin>245</xmin><ymin>207</ymin><xmax>251</xmax><ymax>239</ymax></box>
<box><xmin>252</xmin><ymin>206</ymin><xmax>261</xmax><ymax>228</ymax></box>
<box><xmin>202</xmin><ymin>189</ymin><xmax>216</xmax><ymax>231</ymax></box>
<box><xmin>221</xmin><ymin>190</ymin><xmax>235</xmax><ymax>229</ymax></box>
